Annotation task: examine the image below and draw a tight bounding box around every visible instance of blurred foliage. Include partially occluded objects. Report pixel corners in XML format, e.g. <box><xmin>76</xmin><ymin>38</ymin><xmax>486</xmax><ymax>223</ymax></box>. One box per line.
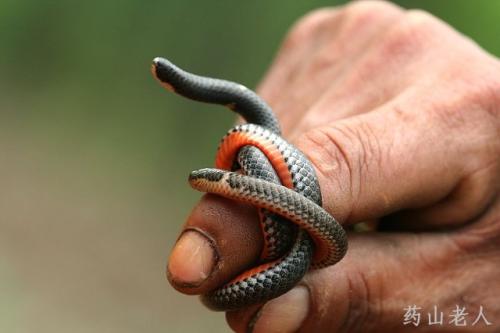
<box><xmin>0</xmin><ymin>1</ymin><xmax>498</xmax><ymax>332</ymax></box>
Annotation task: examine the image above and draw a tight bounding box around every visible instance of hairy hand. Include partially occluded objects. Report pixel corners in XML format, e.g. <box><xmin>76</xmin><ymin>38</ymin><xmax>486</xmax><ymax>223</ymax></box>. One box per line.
<box><xmin>167</xmin><ymin>1</ymin><xmax>500</xmax><ymax>332</ymax></box>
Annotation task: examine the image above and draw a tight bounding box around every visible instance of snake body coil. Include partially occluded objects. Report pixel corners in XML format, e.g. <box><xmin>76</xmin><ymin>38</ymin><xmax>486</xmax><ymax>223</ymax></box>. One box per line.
<box><xmin>152</xmin><ymin>57</ymin><xmax>347</xmax><ymax>311</ymax></box>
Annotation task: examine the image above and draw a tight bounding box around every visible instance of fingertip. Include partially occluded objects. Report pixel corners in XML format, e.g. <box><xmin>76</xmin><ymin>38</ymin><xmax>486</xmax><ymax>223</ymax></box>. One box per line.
<box><xmin>251</xmin><ymin>286</ymin><xmax>310</xmax><ymax>333</ymax></box>
<box><xmin>167</xmin><ymin>229</ymin><xmax>217</xmax><ymax>291</ymax></box>
<box><xmin>227</xmin><ymin>286</ymin><xmax>311</xmax><ymax>333</ymax></box>
<box><xmin>168</xmin><ymin>195</ymin><xmax>263</xmax><ymax>295</ymax></box>
<box><xmin>226</xmin><ymin>305</ymin><xmax>262</xmax><ymax>333</ymax></box>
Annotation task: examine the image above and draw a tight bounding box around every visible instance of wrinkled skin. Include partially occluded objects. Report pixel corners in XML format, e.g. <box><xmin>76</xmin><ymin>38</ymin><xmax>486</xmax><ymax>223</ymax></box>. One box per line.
<box><xmin>167</xmin><ymin>1</ymin><xmax>500</xmax><ymax>332</ymax></box>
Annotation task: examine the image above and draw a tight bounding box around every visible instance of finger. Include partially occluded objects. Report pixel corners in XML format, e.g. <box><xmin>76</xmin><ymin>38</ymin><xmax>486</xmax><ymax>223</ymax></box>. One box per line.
<box><xmin>296</xmin><ymin>117</ymin><xmax>489</xmax><ymax>230</ymax></box>
<box><xmin>257</xmin><ymin>8</ymin><xmax>339</xmax><ymax>111</ymax></box>
<box><xmin>297</xmin><ymin>80</ymin><xmax>500</xmax><ymax>227</ymax></box>
<box><xmin>287</xmin><ymin>7</ymin><xmax>464</xmax><ymax>139</ymax></box>
<box><xmin>234</xmin><ymin>9</ymin><xmax>336</xmax><ymax>129</ymax></box>
<box><xmin>227</xmin><ymin>230</ymin><xmax>498</xmax><ymax>333</ymax></box>
<box><xmin>269</xmin><ymin>1</ymin><xmax>404</xmax><ymax>136</ymax></box>
<box><xmin>167</xmin><ymin>194</ymin><xmax>262</xmax><ymax>294</ymax></box>
<box><xmin>381</xmin><ymin>162</ymin><xmax>500</xmax><ymax>231</ymax></box>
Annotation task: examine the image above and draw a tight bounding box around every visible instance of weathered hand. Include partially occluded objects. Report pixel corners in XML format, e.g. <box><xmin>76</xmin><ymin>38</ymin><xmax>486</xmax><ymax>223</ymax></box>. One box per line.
<box><xmin>167</xmin><ymin>1</ymin><xmax>500</xmax><ymax>332</ymax></box>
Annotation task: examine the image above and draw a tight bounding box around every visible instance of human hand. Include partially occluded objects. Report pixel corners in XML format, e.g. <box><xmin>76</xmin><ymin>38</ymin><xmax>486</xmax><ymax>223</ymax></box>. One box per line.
<box><xmin>167</xmin><ymin>1</ymin><xmax>500</xmax><ymax>332</ymax></box>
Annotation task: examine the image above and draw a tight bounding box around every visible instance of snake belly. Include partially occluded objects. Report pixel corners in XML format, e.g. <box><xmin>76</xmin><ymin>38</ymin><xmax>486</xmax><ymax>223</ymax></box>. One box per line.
<box><xmin>151</xmin><ymin>57</ymin><xmax>347</xmax><ymax>311</ymax></box>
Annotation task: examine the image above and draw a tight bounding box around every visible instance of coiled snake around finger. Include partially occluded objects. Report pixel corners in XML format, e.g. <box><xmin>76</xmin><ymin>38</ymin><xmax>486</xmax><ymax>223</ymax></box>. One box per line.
<box><xmin>151</xmin><ymin>57</ymin><xmax>348</xmax><ymax>311</ymax></box>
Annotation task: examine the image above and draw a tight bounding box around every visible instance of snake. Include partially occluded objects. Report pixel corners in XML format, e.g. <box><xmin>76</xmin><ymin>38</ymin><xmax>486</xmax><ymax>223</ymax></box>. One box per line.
<box><xmin>151</xmin><ymin>57</ymin><xmax>348</xmax><ymax>311</ymax></box>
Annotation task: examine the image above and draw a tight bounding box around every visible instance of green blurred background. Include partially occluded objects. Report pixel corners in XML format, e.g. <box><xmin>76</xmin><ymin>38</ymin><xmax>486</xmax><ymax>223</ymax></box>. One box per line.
<box><xmin>0</xmin><ymin>1</ymin><xmax>498</xmax><ymax>332</ymax></box>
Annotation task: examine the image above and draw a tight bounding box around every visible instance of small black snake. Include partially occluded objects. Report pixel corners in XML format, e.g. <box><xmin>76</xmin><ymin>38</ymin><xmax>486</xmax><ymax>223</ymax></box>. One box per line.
<box><xmin>151</xmin><ymin>57</ymin><xmax>347</xmax><ymax>311</ymax></box>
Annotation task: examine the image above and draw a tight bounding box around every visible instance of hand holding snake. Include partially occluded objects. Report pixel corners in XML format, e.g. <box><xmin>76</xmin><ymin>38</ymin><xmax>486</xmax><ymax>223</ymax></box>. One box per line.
<box><xmin>157</xmin><ymin>2</ymin><xmax>500</xmax><ymax>332</ymax></box>
<box><xmin>152</xmin><ymin>57</ymin><xmax>347</xmax><ymax>311</ymax></box>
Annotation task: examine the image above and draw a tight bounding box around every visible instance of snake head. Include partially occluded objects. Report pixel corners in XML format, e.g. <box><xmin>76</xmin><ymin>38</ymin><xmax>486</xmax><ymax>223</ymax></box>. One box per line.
<box><xmin>151</xmin><ymin>57</ymin><xmax>177</xmax><ymax>92</ymax></box>
<box><xmin>189</xmin><ymin>168</ymin><xmax>225</xmax><ymax>182</ymax></box>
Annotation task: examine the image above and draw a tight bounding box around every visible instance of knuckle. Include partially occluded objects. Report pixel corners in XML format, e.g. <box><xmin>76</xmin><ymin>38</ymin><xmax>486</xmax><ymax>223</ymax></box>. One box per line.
<box><xmin>305</xmin><ymin>1</ymin><xmax>405</xmax><ymax>77</ymax></box>
<box><xmin>403</xmin><ymin>9</ymin><xmax>441</xmax><ymax>36</ymax></box>
<box><xmin>334</xmin><ymin>123</ymin><xmax>384</xmax><ymax>201</ymax></box>
<box><xmin>405</xmin><ymin>8</ymin><xmax>437</xmax><ymax>24</ymax></box>
<box><xmin>298</xmin><ymin>127</ymin><xmax>353</xmax><ymax>183</ymax></box>
<box><xmin>378</xmin><ymin>9</ymin><xmax>440</xmax><ymax>57</ymax></box>
<box><xmin>297</xmin><ymin>122</ymin><xmax>383</xmax><ymax>217</ymax></box>
<box><xmin>297</xmin><ymin>127</ymin><xmax>354</xmax><ymax>213</ymax></box>
<box><xmin>297</xmin><ymin>2</ymin><xmax>406</xmax><ymax>78</ymax></box>
<box><xmin>404</xmin><ymin>8</ymin><xmax>443</xmax><ymax>33</ymax></box>
<box><xmin>343</xmin><ymin>0</ymin><xmax>402</xmax><ymax>25</ymax></box>
<box><xmin>344</xmin><ymin>0</ymin><xmax>400</xmax><ymax>14</ymax></box>
<box><xmin>283</xmin><ymin>7</ymin><xmax>337</xmax><ymax>51</ymax></box>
